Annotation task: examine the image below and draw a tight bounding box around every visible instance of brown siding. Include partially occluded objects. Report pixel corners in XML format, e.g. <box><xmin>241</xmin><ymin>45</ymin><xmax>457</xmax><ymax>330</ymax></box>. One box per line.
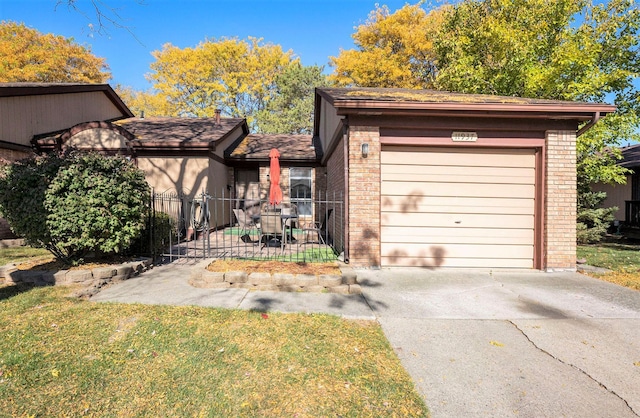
<box><xmin>136</xmin><ymin>157</ymin><xmax>209</xmax><ymax>195</ymax></box>
<box><xmin>545</xmin><ymin>130</ymin><xmax>577</xmax><ymax>270</ymax></box>
<box><xmin>592</xmin><ymin>177</ymin><xmax>630</xmax><ymax>222</ymax></box>
<box><xmin>0</xmin><ymin>92</ymin><xmax>123</xmax><ymax>147</ymax></box>
<box><xmin>66</xmin><ymin>129</ymin><xmax>128</xmax><ymax>151</ymax></box>
<box><xmin>318</xmin><ymin>99</ymin><xmax>341</xmax><ymax>154</ymax></box>
<box><xmin>0</xmin><ymin>147</ymin><xmax>31</xmax><ymax>162</ymax></box>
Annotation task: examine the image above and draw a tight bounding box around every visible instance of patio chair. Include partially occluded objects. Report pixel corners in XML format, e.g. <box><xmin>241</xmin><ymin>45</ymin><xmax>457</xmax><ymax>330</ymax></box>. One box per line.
<box><xmin>259</xmin><ymin>207</ymin><xmax>283</xmax><ymax>249</ymax></box>
<box><xmin>302</xmin><ymin>209</ymin><xmax>333</xmax><ymax>245</ymax></box>
<box><xmin>233</xmin><ymin>208</ymin><xmax>257</xmax><ymax>243</ymax></box>
<box><xmin>281</xmin><ymin>204</ymin><xmax>298</xmax><ymax>244</ymax></box>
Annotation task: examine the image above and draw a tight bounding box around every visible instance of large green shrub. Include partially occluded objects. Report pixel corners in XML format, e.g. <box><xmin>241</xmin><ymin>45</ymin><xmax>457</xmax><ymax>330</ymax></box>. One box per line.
<box><xmin>0</xmin><ymin>152</ymin><xmax>150</xmax><ymax>263</ymax></box>
<box><xmin>0</xmin><ymin>153</ymin><xmax>64</xmax><ymax>252</ymax></box>
<box><xmin>128</xmin><ymin>211</ymin><xmax>177</xmax><ymax>258</ymax></box>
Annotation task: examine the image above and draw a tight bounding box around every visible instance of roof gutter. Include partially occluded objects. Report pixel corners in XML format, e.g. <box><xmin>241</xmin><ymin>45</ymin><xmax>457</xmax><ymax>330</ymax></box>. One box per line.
<box><xmin>576</xmin><ymin>111</ymin><xmax>601</xmax><ymax>137</ymax></box>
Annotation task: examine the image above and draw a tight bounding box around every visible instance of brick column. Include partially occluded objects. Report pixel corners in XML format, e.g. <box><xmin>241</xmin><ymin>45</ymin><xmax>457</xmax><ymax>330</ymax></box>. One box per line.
<box><xmin>348</xmin><ymin>126</ymin><xmax>381</xmax><ymax>267</ymax></box>
<box><xmin>545</xmin><ymin>130</ymin><xmax>577</xmax><ymax>270</ymax></box>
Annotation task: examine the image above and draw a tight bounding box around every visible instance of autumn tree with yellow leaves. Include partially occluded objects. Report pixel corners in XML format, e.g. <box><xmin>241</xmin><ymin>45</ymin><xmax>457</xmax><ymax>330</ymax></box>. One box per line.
<box><xmin>148</xmin><ymin>37</ymin><xmax>303</xmax><ymax>129</ymax></box>
<box><xmin>329</xmin><ymin>3</ymin><xmax>446</xmax><ymax>89</ymax></box>
<box><xmin>333</xmin><ymin>0</ymin><xmax>639</xmax><ymax>243</ymax></box>
<box><xmin>0</xmin><ymin>21</ymin><xmax>110</xmax><ymax>83</ymax></box>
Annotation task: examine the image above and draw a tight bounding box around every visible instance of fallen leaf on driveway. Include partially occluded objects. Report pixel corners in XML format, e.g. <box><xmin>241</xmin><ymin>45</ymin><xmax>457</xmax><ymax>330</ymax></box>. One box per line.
<box><xmin>490</xmin><ymin>340</ymin><xmax>504</xmax><ymax>347</ymax></box>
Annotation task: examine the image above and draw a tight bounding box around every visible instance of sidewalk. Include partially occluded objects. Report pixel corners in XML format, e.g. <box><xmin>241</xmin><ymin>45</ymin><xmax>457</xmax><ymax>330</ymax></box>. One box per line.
<box><xmin>91</xmin><ymin>262</ymin><xmax>376</xmax><ymax>320</ymax></box>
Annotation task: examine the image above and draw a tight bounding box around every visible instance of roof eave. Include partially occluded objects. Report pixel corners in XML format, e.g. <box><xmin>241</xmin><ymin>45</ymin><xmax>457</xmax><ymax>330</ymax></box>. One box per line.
<box><xmin>0</xmin><ymin>83</ymin><xmax>134</xmax><ymax>120</ymax></box>
<box><xmin>332</xmin><ymin>100</ymin><xmax>616</xmax><ymax>119</ymax></box>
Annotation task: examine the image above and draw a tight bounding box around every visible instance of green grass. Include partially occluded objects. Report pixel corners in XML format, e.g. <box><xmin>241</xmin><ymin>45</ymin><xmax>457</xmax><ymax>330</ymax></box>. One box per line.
<box><xmin>0</xmin><ymin>246</ymin><xmax>52</xmax><ymax>267</ymax></box>
<box><xmin>577</xmin><ymin>239</ymin><xmax>640</xmax><ymax>290</ymax></box>
<box><xmin>577</xmin><ymin>240</ymin><xmax>640</xmax><ymax>271</ymax></box>
<box><xmin>0</xmin><ymin>285</ymin><xmax>429</xmax><ymax>417</ymax></box>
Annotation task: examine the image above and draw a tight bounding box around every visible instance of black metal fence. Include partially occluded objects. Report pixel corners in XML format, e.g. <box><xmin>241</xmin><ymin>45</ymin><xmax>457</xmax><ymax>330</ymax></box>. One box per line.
<box><xmin>625</xmin><ymin>200</ymin><xmax>640</xmax><ymax>227</ymax></box>
<box><xmin>145</xmin><ymin>190</ymin><xmax>344</xmax><ymax>263</ymax></box>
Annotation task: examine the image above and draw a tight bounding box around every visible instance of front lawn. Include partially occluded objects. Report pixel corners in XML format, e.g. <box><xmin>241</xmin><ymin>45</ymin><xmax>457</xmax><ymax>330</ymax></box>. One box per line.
<box><xmin>0</xmin><ymin>246</ymin><xmax>52</xmax><ymax>267</ymax></box>
<box><xmin>577</xmin><ymin>238</ymin><xmax>640</xmax><ymax>290</ymax></box>
<box><xmin>0</xmin><ymin>285</ymin><xmax>429</xmax><ymax>417</ymax></box>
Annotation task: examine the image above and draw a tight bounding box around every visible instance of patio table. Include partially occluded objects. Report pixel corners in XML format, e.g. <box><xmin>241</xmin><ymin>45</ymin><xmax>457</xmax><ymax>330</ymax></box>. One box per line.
<box><xmin>280</xmin><ymin>214</ymin><xmax>298</xmax><ymax>250</ymax></box>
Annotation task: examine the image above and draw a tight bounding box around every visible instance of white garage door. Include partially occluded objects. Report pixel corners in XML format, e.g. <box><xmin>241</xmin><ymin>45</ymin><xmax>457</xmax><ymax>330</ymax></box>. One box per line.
<box><xmin>381</xmin><ymin>146</ymin><xmax>536</xmax><ymax>268</ymax></box>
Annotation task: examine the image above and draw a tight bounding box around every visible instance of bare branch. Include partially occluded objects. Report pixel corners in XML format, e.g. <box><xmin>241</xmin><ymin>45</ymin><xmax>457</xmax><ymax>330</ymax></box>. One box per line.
<box><xmin>55</xmin><ymin>0</ymin><xmax>145</xmax><ymax>45</ymax></box>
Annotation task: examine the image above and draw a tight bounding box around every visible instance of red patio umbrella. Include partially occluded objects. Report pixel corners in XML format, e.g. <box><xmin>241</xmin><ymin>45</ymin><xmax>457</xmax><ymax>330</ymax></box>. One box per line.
<box><xmin>268</xmin><ymin>148</ymin><xmax>283</xmax><ymax>206</ymax></box>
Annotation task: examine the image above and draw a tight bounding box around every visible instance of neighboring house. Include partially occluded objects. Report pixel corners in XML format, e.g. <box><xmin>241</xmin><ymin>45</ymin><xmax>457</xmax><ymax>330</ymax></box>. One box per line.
<box><xmin>0</xmin><ymin>83</ymin><xmax>133</xmax><ymax>239</ymax></box>
<box><xmin>2</xmin><ymin>83</ymin><xmax>615</xmax><ymax>271</ymax></box>
<box><xmin>592</xmin><ymin>143</ymin><xmax>640</xmax><ymax>224</ymax></box>
<box><xmin>313</xmin><ymin>87</ymin><xmax>614</xmax><ymax>270</ymax></box>
<box><xmin>32</xmin><ymin>116</ymin><xmax>320</xmax><ymax>230</ymax></box>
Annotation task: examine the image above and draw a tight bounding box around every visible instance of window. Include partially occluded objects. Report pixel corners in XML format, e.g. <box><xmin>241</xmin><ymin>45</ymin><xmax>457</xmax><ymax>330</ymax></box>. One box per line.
<box><xmin>290</xmin><ymin>167</ymin><xmax>312</xmax><ymax>216</ymax></box>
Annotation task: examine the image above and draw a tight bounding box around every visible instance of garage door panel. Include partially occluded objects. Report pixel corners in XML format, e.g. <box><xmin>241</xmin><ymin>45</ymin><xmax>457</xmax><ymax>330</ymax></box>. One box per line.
<box><xmin>381</xmin><ymin>226</ymin><xmax>534</xmax><ymax>245</ymax></box>
<box><xmin>382</xmin><ymin>164</ymin><xmax>534</xmax><ymax>180</ymax></box>
<box><xmin>380</xmin><ymin>146</ymin><xmax>536</xmax><ymax>269</ymax></box>
<box><xmin>382</xmin><ymin>196</ymin><xmax>534</xmax><ymax>211</ymax></box>
<box><xmin>381</xmin><ymin>182</ymin><xmax>535</xmax><ymax>199</ymax></box>
<box><xmin>382</xmin><ymin>243</ymin><xmax>533</xmax><ymax>259</ymax></box>
<box><xmin>381</xmin><ymin>255</ymin><xmax>535</xmax><ymax>269</ymax></box>
<box><xmin>382</xmin><ymin>172</ymin><xmax>533</xmax><ymax>185</ymax></box>
<box><xmin>382</xmin><ymin>147</ymin><xmax>535</xmax><ymax>168</ymax></box>
<box><xmin>381</xmin><ymin>212</ymin><xmax>534</xmax><ymax>229</ymax></box>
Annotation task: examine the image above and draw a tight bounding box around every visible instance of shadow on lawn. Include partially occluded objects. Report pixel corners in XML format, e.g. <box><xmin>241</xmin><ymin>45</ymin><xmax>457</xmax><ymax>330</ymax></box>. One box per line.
<box><xmin>0</xmin><ymin>282</ymin><xmax>47</xmax><ymax>302</ymax></box>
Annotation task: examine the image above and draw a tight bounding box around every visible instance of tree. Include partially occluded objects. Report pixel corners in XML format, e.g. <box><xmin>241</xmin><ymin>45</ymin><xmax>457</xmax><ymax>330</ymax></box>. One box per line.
<box><xmin>57</xmin><ymin>0</ymin><xmax>144</xmax><ymax>41</ymax></box>
<box><xmin>334</xmin><ymin>0</ymin><xmax>639</xmax><ymax>241</ymax></box>
<box><xmin>432</xmin><ymin>0</ymin><xmax>639</xmax><ymax>241</ymax></box>
<box><xmin>329</xmin><ymin>3</ymin><xmax>446</xmax><ymax>88</ymax></box>
<box><xmin>148</xmin><ymin>37</ymin><xmax>294</xmax><ymax>129</ymax></box>
<box><xmin>115</xmin><ymin>85</ymin><xmax>176</xmax><ymax>118</ymax></box>
<box><xmin>255</xmin><ymin>63</ymin><xmax>329</xmax><ymax>134</ymax></box>
<box><xmin>0</xmin><ymin>152</ymin><xmax>150</xmax><ymax>263</ymax></box>
<box><xmin>0</xmin><ymin>21</ymin><xmax>110</xmax><ymax>83</ymax></box>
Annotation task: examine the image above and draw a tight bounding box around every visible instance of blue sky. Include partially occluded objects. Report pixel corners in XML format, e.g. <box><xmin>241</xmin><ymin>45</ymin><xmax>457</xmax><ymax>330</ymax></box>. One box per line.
<box><xmin>0</xmin><ymin>0</ymin><xmax>418</xmax><ymax>90</ymax></box>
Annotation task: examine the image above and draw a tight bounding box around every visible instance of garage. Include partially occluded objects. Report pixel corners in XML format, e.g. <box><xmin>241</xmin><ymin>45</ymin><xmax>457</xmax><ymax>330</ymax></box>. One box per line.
<box><xmin>315</xmin><ymin>87</ymin><xmax>616</xmax><ymax>269</ymax></box>
<box><xmin>380</xmin><ymin>146</ymin><xmax>537</xmax><ymax>268</ymax></box>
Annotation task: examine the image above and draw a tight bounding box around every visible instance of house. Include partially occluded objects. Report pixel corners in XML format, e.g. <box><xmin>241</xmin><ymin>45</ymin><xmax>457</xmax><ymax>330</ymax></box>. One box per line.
<box><xmin>313</xmin><ymin>87</ymin><xmax>614</xmax><ymax>270</ymax></box>
<box><xmin>592</xmin><ymin>143</ymin><xmax>640</xmax><ymax>224</ymax></box>
<box><xmin>2</xmin><ymin>83</ymin><xmax>615</xmax><ymax>271</ymax></box>
<box><xmin>0</xmin><ymin>83</ymin><xmax>133</xmax><ymax>238</ymax></box>
<box><xmin>32</xmin><ymin>115</ymin><xmax>322</xmax><ymax>232</ymax></box>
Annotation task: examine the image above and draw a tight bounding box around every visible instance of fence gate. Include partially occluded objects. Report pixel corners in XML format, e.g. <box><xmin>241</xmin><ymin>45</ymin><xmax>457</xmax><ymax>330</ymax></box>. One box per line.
<box><xmin>148</xmin><ymin>190</ymin><xmax>344</xmax><ymax>263</ymax></box>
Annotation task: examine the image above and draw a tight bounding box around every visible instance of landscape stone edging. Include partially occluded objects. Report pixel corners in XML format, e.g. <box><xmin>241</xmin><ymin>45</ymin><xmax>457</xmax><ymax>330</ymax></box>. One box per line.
<box><xmin>189</xmin><ymin>259</ymin><xmax>361</xmax><ymax>295</ymax></box>
<box><xmin>0</xmin><ymin>258</ymin><xmax>153</xmax><ymax>297</ymax></box>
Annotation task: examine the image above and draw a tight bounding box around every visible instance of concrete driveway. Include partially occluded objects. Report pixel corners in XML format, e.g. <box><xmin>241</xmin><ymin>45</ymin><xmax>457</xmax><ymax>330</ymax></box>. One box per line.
<box><xmin>357</xmin><ymin>269</ymin><xmax>640</xmax><ymax>418</ymax></box>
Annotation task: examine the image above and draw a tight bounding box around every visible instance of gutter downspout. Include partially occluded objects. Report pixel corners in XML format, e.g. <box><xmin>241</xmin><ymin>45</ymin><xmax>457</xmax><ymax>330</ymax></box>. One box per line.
<box><xmin>343</xmin><ymin>123</ymin><xmax>350</xmax><ymax>264</ymax></box>
<box><xmin>576</xmin><ymin>112</ymin><xmax>601</xmax><ymax>137</ymax></box>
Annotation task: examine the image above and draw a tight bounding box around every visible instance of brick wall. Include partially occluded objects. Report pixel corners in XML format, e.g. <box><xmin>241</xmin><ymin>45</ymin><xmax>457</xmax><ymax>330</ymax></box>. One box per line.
<box><xmin>325</xmin><ymin>138</ymin><xmax>345</xmax><ymax>255</ymax></box>
<box><xmin>259</xmin><ymin>165</ymin><xmax>292</xmax><ymax>202</ymax></box>
<box><xmin>348</xmin><ymin>126</ymin><xmax>381</xmax><ymax>267</ymax></box>
<box><xmin>545</xmin><ymin>130</ymin><xmax>577</xmax><ymax>270</ymax></box>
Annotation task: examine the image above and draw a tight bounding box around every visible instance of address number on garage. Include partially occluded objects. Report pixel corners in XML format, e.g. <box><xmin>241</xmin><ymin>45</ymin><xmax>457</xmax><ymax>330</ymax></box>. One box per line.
<box><xmin>451</xmin><ymin>131</ymin><xmax>478</xmax><ymax>142</ymax></box>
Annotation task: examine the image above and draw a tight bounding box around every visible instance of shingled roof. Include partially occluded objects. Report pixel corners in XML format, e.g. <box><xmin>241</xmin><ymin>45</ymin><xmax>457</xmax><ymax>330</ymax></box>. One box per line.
<box><xmin>316</xmin><ymin>87</ymin><xmax>615</xmax><ymax>120</ymax></box>
<box><xmin>619</xmin><ymin>144</ymin><xmax>640</xmax><ymax>169</ymax></box>
<box><xmin>225</xmin><ymin>133</ymin><xmax>317</xmax><ymax>163</ymax></box>
<box><xmin>119</xmin><ymin>117</ymin><xmax>247</xmax><ymax>150</ymax></box>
